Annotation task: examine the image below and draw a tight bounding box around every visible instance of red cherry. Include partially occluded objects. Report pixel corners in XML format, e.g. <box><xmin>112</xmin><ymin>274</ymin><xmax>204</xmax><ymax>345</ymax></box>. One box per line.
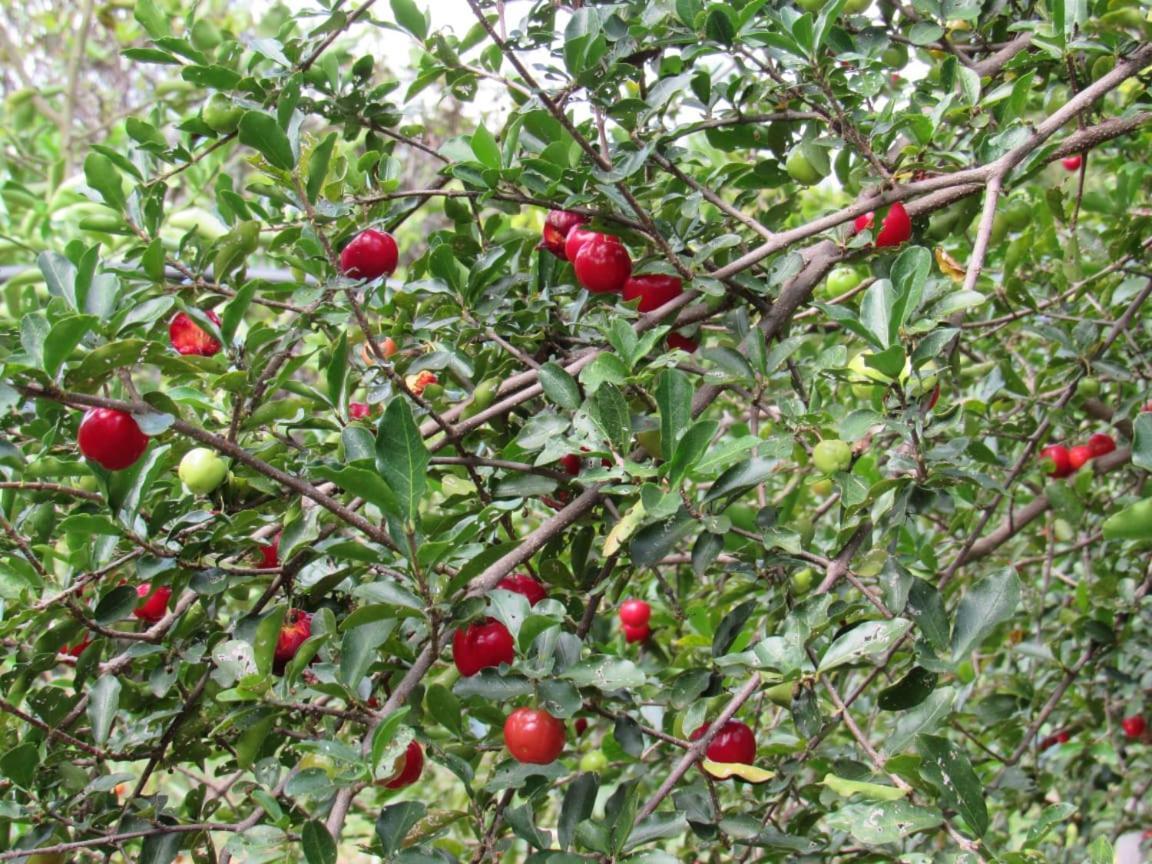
<box><xmin>504</xmin><ymin>707</ymin><xmax>566</xmax><ymax>764</ymax></box>
<box><xmin>1087</xmin><ymin>433</ymin><xmax>1115</xmax><ymax>457</ymax></box>
<box><xmin>62</xmin><ymin>636</ymin><xmax>91</xmax><ymax>658</ymax></box>
<box><xmin>574</xmin><ymin>717</ymin><xmax>589</xmax><ymax>736</ymax></box>
<box><xmin>498</xmin><ymin>573</ymin><xmax>548</xmax><ymax>606</ymax></box>
<box><xmin>560</xmin><ymin>454</ymin><xmax>583</xmax><ymax>476</ymax></box>
<box><xmin>1039</xmin><ymin>444</ymin><xmax>1073</xmax><ymax>478</ymax></box>
<box><xmin>667</xmin><ymin>331</ymin><xmax>700</xmax><ymax>353</ymax></box>
<box><xmin>622</xmin><ymin>274</ymin><xmax>684</xmax><ymax>313</ymax></box>
<box><xmin>854</xmin><ymin>211</ymin><xmax>875</xmax><ymax>234</ymax></box>
<box><xmin>258</xmin><ymin>533</ymin><xmax>280</xmax><ymax>568</ymax></box>
<box><xmin>1062</xmin><ymin>155</ymin><xmax>1082</xmax><ymax>171</ymax></box>
<box><xmin>384</xmin><ymin>740</ymin><xmax>425</xmax><ymax>788</ymax></box>
<box><xmin>349</xmin><ymin>402</ymin><xmax>373</xmax><ymax>420</ymax></box>
<box><xmin>77</xmin><ymin>408</ymin><xmax>150</xmax><ymax>471</ymax></box>
<box><xmin>539</xmin><ymin>210</ymin><xmax>588</xmax><ymax>260</ymax></box>
<box><xmin>564</xmin><ymin>226</ymin><xmax>598</xmax><ymax>263</ymax></box>
<box><xmin>1067</xmin><ymin>445</ymin><xmax>1093</xmax><ymax>472</ymax></box>
<box><xmin>619</xmin><ymin>599</ymin><xmax>651</xmax><ymax>628</ymax></box>
<box><xmin>690</xmin><ymin>720</ymin><xmax>757</xmax><ymax>765</ymax></box>
<box><xmin>623</xmin><ymin>622</ymin><xmax>650</xmax><ymax>643</ymax></box>
<box><xmin>133</xmin><ymin>584</ymin><xmax>172</xmax><ymax>623</ymax></box>
<box><xmin>339</xmin><ymin>229</ymin><xmax>398</xmax><ymax>280</ymax></box>
<box><xmin>1122</xmin><ymin>715</ymin><xmax>1147</xmax><ymax>739</ymax></box>
<box><xmin>573</xmin><ymin>235</ymin><xmax>632</xmax><ymax>294</ymax></box>
<box><xmin>1142</xmin><ymin>401</ymin><xmax>1152</xmax><ymax>413</ymax></box>
<box><xmin>168</xmin><ymin>310</ymin><xmax>222</xmax><ymax>356</ymax></box>
<box><xmin>875</xmin><ymin>202</ymin><xmax>911</xmax><ymax>247</ymax></box>
<box><xmin>273</xmin><ymin>609</ymin><xmax>312</xmax><ymax>675</ymax></box>
<box><xmin>452</xmin><ymin>618</ymin><xmax>515</xmax><ymax>677</ymax></box>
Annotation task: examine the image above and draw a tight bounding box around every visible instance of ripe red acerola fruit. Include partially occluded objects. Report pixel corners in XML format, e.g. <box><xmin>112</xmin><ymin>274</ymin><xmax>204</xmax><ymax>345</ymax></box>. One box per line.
<box><xmin>1067</xmin><ymin>444</ymin><xmax>1093</xmax><ymax>472</ymax></box>
<box><xmin>623</xmin><ymin>622</ymin><xmax>650</xmax><ymax>643</ymax></box>
<box><xmin>349</xmin><ymin>402</ymin><xmax>373</xmax><ymax>420</ymax></box>
<box><xmin>1062</xmin><ymin>155</ymin><xmax>1083</xmax><ymax>171</ymax></box>
<box><xmin>498</xmin><ymin>573</ymin><xmax>548</xmax><ymax>606</ymax></box>
<box><xmin>619</xmin><ymin>599</ymin><xmax>651</xmax><ymax>628</ymax></box>
<box><xmin>1087</xmin><ymin>433</ymin><xmax>1116</xmax><ymax>457</ymax></box>
<box><xmin>574</xmin><ymin>717</ymin><xmax>589</xmax><ymax>736</ymax></box>
<box><xmin>690</xmin><ymin>720</ymin><xmax>757</xmax><ymax>765</ymax></box>
<box><xmin>1039</xmin><ymin>444</ymin><xmax>1073</xmax><ymax>478</ymax></box>
<box><xmin>854</xmin><ymin>202</ymin><xmax>912</xmax><ymax>248</ymax></box>
<box><xmin>339</xmin><ymin>229</ymin><xmax>399</xmax><ymax>280</ymax></box>
<box><xmin>273</xmin><ymin>609</ymin><xmax>312</xmax><ymax>675</ymax></box>
<box><xmin>384</xmin><ymin>740</ymin><xmax>425</xmax><ymax>788</ymax></box>
<box><xmin>169</xmin><ymin>310</ymin><xmax>222</xmax><ymax>356</ymax></box>
<box><xmin>573</xmin><ymin>235</ymin><xmax>632</xmax><ymax>294</ymax></box>
<box><xmin>539</xmin><ymin>210</ymin><xmax>588</xmax><ymax>260</ymax></box>
<box><xmin>504</xmin><ymin>707</ymin><xmax>566</xmax><ymax>764</ymax></box>
<box><xmin>667</xmin><ymin>331</ymin><xmax>700</xmax><ymax>353</ymax></box>
<box><xmin>564</xmin><ymin>226</ymin><xmax>598</xmax><ymax>263</ymax></box>
<box><xmin>452</xmin><ymin>619</ymin><xmax>515</xmax><ymax>677</ymax></box>
<box><xmin>1122</xmin><ymin>715</ymin><xmax>1147</xmax><ymax>739</ymax></box>
<box><xmin>133</xmin><ymin>584</ymin><xmax>172</xmax><ymax>623</ymax></box>
<box><xmin>622</xmin><ymin>274</ymin><xmax>683</xmax><ymax>313</ymax></box>
<box><xmin>258</xmin><ymin>533</ymin><xmax>280</xmax><ymax>568</ymax></box>
<box><xmin>62</xmin><ymin>636</ymin><xmax>91</xmax><ymax>658</ymax></box>
<box><xmin>560</xmin><ymin>454</ymin><xmax>582</xmax><ymax>476</ymax></box>
<box><xmin>77</xmin><ymin>408</ymin><xmax>150</xmax><ymax>471</ymax></box>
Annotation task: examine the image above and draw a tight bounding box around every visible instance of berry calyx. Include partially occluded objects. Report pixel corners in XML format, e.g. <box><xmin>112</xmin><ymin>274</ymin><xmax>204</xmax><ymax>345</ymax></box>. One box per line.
<box><xmin>619</xmin><ymin>599</ymin><xmax>651</xmax><ymax>628</ymax></box>
<box><xmin>504</xmin><ymin>707</ymin><xmax>566</xmax><ymax>764</ymax></box>
<box><xmin>622</xmin><ymin>274</ymin><xmax>684</xmax><ymax>313</ymax></box>
<box><xmin>573</xmin><ymin>234</ymin><xmax>632</xmax><ymax>294</ymax></box>
<box><xmin>133</xmin><ymin>584</ymin><xmax>172</xmax><ymax>623</ymax></box>
<box><xmin>539</xmin><ymin>210</ymin><xmax>588</xmax><ymax>260</ymax></box>
<box><xmin>1039</xmin><ymin>444</ymin><xmax>1073</xmax><ymax>478</ymax></box>
<box><xmin>498</xmin><ymin>573</ymin><xmax>548</xmax><ymax>606</ymax></box>
<box><xmin>339</xmin><ymin>229</ymin><xmax>398</xmax><ymax>280</ymax></box>
<box><xmin>273</xmin><ymin>609</ymin><xmax>312</xmax><ymax>675</ymax></box>
<box><xmin>77</xmin><ymin>408</ymin><xmax>150</xmax><ymax>471</ymax></box>
<box><xmin>690</xmin><ymin>720</ymin><xmax>757</xmax><ymax>765</ymax></box>
<box><xmin>452</xmin><ymin>618</ymin><xmax>515</xmax><ymax>677</ymax></box>
<box><xmin>168</xmin><ymin>310</ymin><xmax>222</xmax><ymax>356</ymax></box>
<box><xmin>383</xmin><ymin>740</ymin><xmax>425</xmax><ymax>788</ymax></box>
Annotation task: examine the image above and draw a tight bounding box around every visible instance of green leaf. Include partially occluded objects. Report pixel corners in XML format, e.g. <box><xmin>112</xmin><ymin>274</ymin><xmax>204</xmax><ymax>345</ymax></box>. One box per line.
<box><xmin>890</xmin><ymin>246</ymin><xmax>930</xmax><ymax>331</ymax></box>
<box><xmin>134</xmin><ymin>0</ymin><xmax>170</xmax><ymax>39</ymax></box>
<box><xmin>702</xmin><ymin>458</ymin><xmax>772</xmax><ymax>504</ymax></box>
<box><xmin>307</xmin><ymin>132</ymin><xmax>338</xmax><ymax>205</ymax></box>
<box><xmin>588</xmin><ymin>383</ymin><xmax>631</xmax><ymax>454</ymax></box>
<box><xmin>559</xmin><ymin>773</ymin><xmax>599</xmax><ymax>851</ymax></box>
<box><xmin>94</xmin><ymin>585</ymin><xmax>139</xmax><ymax>625</ymax></box>
<box><xmin>818</xmin><ymin>618</ymin><xmax>912</xmax><ymax>672</ymax></box>
<box><xmin>138</xmin><ymin>826</ymin><xmax>181</xmax><ymax>864</ymax></box>
<box><xmin>0</xmin><ymin>743</ymin><xmax>39</xmax><ymax>789</ymax></box>
<box><xmin>561</xmin><ymin>656</ymin><xmax>646</xmax><ymax>691</ymax></box>
<box><xmin>668</xmin><ymin>420</ymin><xmax>718</xmax><ymax>484</ymax></box>
<box><xmin>1131</xmin><ymin>412</ymin><xmax>1152</xmax><ymax>471</ymax></box>
<box><xmin>87</xmin><ymin>675</ymin><xmax>121</xmax><ymax>745</ymax></box>
<box><xmin>376</xmin><ymin>801</ymin><xmax>426</xmax><ymax>857</ymax></box>
<box><xmin>877</xmin><ymin>666</ymin><xmax>938</xmax><ymax>711</ymax></box>
<box><xmin>950</xmin><ymin>569</ymin><xmax>1020</xmax><ymax>661</ymax></box>
<box><xmin>302</xmin><ymin>820</ymin><xmax>337</xmax><ymax>864</ymax></box>
<box><xmin>630</xmin><ymin>512</ymin><xmax>696</xmax><ymax>567</ymax></box>
<box><xmin>712</xmin><ymin>600</ymin><xmax>755</xmax><ymax>656</ymax></box>
<box><xmin>339</xmin><ymin>620</ymin><xmax>394</xmax><ymax>687</ymax></box>
<box><xmin>503</xmin><ymin>803</ymin><xmax>551</xmax><ymax>849</ymax></box>
<box><xmin>821</xmin><ymin>773</ymin><xmax>907</xmax><ymax>801</ymax></box>
<box><xmin>44</xmin><ymin>315</ymin><xmax>96</xmax><ymax>376</ymax></box>
<box><xmin>1088</xmin><ymin>836</ymin><xmax>1113</xmax><ymax>864</ymax></box>
<box><xmin>607</xmin><ymin>780</ymin><xmax>641</xmax><ymax>855</ymax></box>
<box><xmin>704</xmin><ymin>6</ymin><xmax>736</xmax><ymax>43</ymax></box>
<box><xmin>1024</xmin><ymin>803</ymin><xmax>1078</xmax><ymax>847</ymax></box>
<box><xmin>38</xmin><ymin>251</ymin><xmax>78</xmax><ymax>308</ymax></box>
<box><xmin>326</xmin><ymin>330</ymin><xmax>348</xmax><ymax>408</ymax></box>
<box><xmin>238</xmin><ymin>111</ymin><xmax>296</xmax><ymax>171</ymax></box>
<box><xmin>824</xmin><ymin>800</ymin><xmax>942</xmax><ymax>845</ymax></box>
<box><xmin>471</xmin><ymin>123</ymin><xmax>501</xmax><ymax>170</ymax></box>
<box><xmin>391</xmin><ymin>0</ymin><xmax>428</xmax><ymax>39</ymax></box>
<box><xmin>252</xmin><ymin>606</ymin><xmax>286</xmax><ymax>677</ymax></box>
<box><xmin>859</xmin><ymin>279</ymin><xmax>895</xmax><ymax>348</ymax></box>
<box><xmin>918</xmin><ymin>734</ymin><xmax>988</xmax><ymax>836</ymax></box>
<box><xmin>84</xmin><ymin>153</ymin><xmax>126</xmax><ymax>211</ymax></box>
<box><xmin>539</xmin><ymin>361</ymin><xmax>582</xmax><ymax>410</ymax></box>
<box><xmin>656</xmin><ymin>369</ymin><xmax>692</xmax><ymax>455</ymax></box>
<box><xmin>375</xmin><ymin>399</ymin><xmax>430</xmax><ymax>528</ymax></box>
<box><xmin>313</xmin><ymin>465</ymin><xmax>398</xmax><ymax>519</ymax></box>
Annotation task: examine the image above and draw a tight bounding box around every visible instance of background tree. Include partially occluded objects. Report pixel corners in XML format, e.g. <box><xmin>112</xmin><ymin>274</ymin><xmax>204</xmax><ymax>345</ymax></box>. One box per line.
<box><xmin>0</xmin><ymin>0</ymin><xmax>1150</xmax><ymax>862</ymax></box>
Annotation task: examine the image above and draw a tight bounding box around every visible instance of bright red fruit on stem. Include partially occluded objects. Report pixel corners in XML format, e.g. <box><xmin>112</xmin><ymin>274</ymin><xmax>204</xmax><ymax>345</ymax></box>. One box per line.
<box><xmin>349</xmin><ymin>402</ymin><xmax>373</xmax><ymax>420</ymax></box>
<box><xmin>1062</xmin><ymin>155</ymin><xmax>1083</xmax><ymax>171</ymax></box>
<box><xmin>623</xmin><ymin>622</ymin><xmax>650</xmax><ymax>643</ymax></box>
<box><xmin>690</xmin><ymin>720</ymin><xmax>757</xmax><ymax>765</ymax></box>
<box><xmin>1067</xmin><ymin>445</ymin><xmax>1093</xmax><ymax>472</ymax></box>
<box><xmin>875</xmin><ymin>202</ymin><xmax>911</xmax><ymax>247</ymax></box>
<box><xmin>339</xmin><ymin>228</ymin><xmax>398</xmax><ymax>280</ymax></box>
<box><xmin>133</xmin><ymin>584</ymin><xmax>172</xmax><ymax>623</ymax></box>
<box><xmin>1122</xmin><ymin>715</ymin><xmax>1147</xmax><ymax>739</ymax></box>
<box><xmin>498</xmin><ymin>573</ymin><xmax>548</xmax><ymax>606</ymax></box>
<box><xmin>452</xmin><ymin>618</ymin><xmax>515</xmax><ymax>677</ymax></box>
<box><xmin>539</xmin><ymin>210</ymin><xmax>588</xmax><ymax>259</ymax></box>
<box><xmin>619</xmin><ymin>599</ymin><xmax>651</xmax><ymax>628</ymax></box>
<box><xmin>622</xmin><ymin>274</ymin><xmax>683</xmax><ymax>312</ymax></box>
<box><xmin>258</xmin><ymin>533</ymin><xmax>280</xmax><ymax>568</ymax></box>
<box><xmin>1039</xmin><ymin>444</ymin><xmax>1073</xmax><ymax>478</ymax></box>
<box><xmin>504</xmin><ymin>707</ymin><xmax>566</xmax><ymax>764</ymax></box>
<box><xmin>560</xmin><ymin>454</ymin><xmax>582</xmax><ymax>476</ymax></box>
<box><xmin>667</xmin><ymin>331</ymin><xmax>700</xmax><ymax>353</ymax></box>
<box><xmin>1087</xmin><ymin>433</ymin><xmax>1116</xmax><ymax>457</ymax></box>
<box><xmin>273</xmin><ymin>609</ymin><xmax>312</xmax><ymax>675</ymax></box>
<box><xmin>168</xmin><ymin>309</ymin><xmax>222</xmax><ymax>356</ymax></box>
<box><xmin>77</xmin><ymin>408</ymin><xmax>150</xmax><ymax>471</ymax></box>
<box><xmin>563</xmin><ymin>226</ymin><xmax>598</xmax><ymax>263</ymax></box>
<box><xmin>62</xmin><ymin>636</ymin><xmax>91</xmax><ymax>658</ymax></box>
<box><xmin>384</xmin><ymin>740</ymin><xmax>425</xmax><ymax>788</ymax></box>
<box><xmin>573</xmin><ymin>234</ymin><xmax>632</xmax><ymax>294</ymax></box>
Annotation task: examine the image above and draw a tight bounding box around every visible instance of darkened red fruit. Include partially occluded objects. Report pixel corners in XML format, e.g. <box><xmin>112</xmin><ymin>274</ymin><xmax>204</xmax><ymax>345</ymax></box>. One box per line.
<box><xmin>258</xmin><ymin>533</ymin><xmax>280</xmax><ymax>568</ymax></box>
<box><xmin>77</xmin><ymin>408</ymin><xmax>150</xmax><ymax>471</ymax></box>
<box><xmin>349</xmin><ymin>402</ymin><xmax>373</xmax><ymax>420</ymax></box>
<box><xmin>273</xmin><ymin>609</ymin><xmax>312</xmax><ymax>675</ymax></box>
<box><xmin>623</xmin><ymin>274</ymin><xmax>683</xmax><ymax>313</ymax></box>
<box><xmin>504</xmin><ymin>707</ymin><xmax>566</xmax><ymax>764</ymax></box>
<box><xmin>384</xmin><ymin>740</ymin><xmax>425</xmax><ymax>788</ymax></box>
<box><xmin>1040</xmin><ymin>730</ymin><xmax>1072</xmax><ymax>750</ymax></box>
<box><xmin>667</xmin><ymin>332</ymin><xmax>699</xmax><ymax>353</ymax></box>
<box><xmin>498</xmin><ymin>573</ymin><xmax>548</xmax><ymax>606</ymax></box>
<box><xmin>1087</xmin><ymin>433</ymin><xmax>1116</xmax><ymax>457</ymax></box>
<box><xmin>854</xmin><ymin>201</ymin><xmax>911</xmax><ymax>248</ymax></box>
<box><xmin>539</xmin><ymin>210</ymin><xmax>588</xmax><ymax>259</ymax></box>
<box><xmin>133</xmin><ymin>584</ymin><xmax>172</xmax><ymax>623</ymax></box>
<box><xmin>62</xmin><ymin>636</ymin><xmax>91</xmax><ymax>658</ymax></box>
<box><xmin>574</xmin><ymin>717</ymin><xmax>589</xmax><ymax>736</ymax></box>
<box><xmin>690</xmin><ymin>720</ymin><xmax>757</xmax><ymax>765</ymax></box>
<box><xmin>619</xmin><ymin>599</ymin><xmax>651</xmax><ymax>628</ymax></box>
<box><xmin>1062</xmin><ymin>155</ymin><xmax>1082</xmax><ymax>171</ymax></box>
<box><xmin>564</xmin><ymin>226</ymin><xmax>599</xmax><ymax>263</ymax></box>
<box><xmin>339</xmin><ymin>229</ymin><xmax>398</xmax><ymax>280</ymax></box>
<box><xmin>573</xmin><ymin>234</ymin><xmax>632</xmax><ymax>294</ymax></box>
<box><xmin>623</xmin><ymin>622</ymin><xmax>650</xmax><ymax>643</ymax></box>
<box><xmin>1122</xmin><ymin>715</ymin><xmax>1147</xmax><ymax>739</ymax></box>
<box><xmin>452</xmin><ymin>619</ymin><xmax>515</xmax><ymax>677</ymax></box>
<box><xmin>169</xmin><ymin>310</ymin><xmax>222</xmax><ymax>356</ymax></box>
<box><xmin>1039</xmin><ymin>444</ymin><xmax>1073</xmax><ymax>478</ymax></box>
<box><xmin>561</xmin><ymin>454</ymin><xmax>582</xmax><ymax>476</ymax></box>
<box><xmin>1067</xmin><ymin>445</ymin><xmax>1093</xmax><ymax>472</ymax></box>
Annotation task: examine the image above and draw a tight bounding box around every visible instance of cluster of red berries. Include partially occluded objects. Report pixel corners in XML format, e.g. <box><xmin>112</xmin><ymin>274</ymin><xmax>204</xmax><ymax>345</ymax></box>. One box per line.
<box><xmin>1039</xmin><ymin>433</ymin><xmax>1116</xmax><ymax>478</ymax></box>
<box><xmin>618</xmin><ymin>598</ymin><xmax>651</xmax><ymax>643</ymax></box>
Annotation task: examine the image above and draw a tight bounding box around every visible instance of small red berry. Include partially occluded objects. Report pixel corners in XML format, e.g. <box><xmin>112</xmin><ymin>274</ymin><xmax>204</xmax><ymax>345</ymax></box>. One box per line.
<box><xmin>169</xmin><ymin>310</ymin><xmax>222</xmax><ymax>356</ymax></box>
<box><xmin>1122</xmin><ymin>715</ymin><xmax>1147</xmax><ymax>739</ymax></box>
<box><xmin>77</xmin><ymin>408</ymin><xmax>150</xmax><ymax>471</ymax></box>
<box><xmin>349</xmin><ymin>402</ymin><xmax>374</xmax><ymax>420</ymax></box>
<box><xmin>560</xmin><ymin>454</ymin><xmax>582</xmax><ymax>476</ymax></box>
<box><xmin>133</xmin><ymin>584</ymin><xmax>172</xmax><ymax>623</ymax></box>
<box><xmin>667</xmin><ymin>331</ymin><xmax>700</xmax><ymax>353</ymax></box>
<box><xmin>273</xmin><ymin>609</ymin><xmax>312</xmax><ymax>675</ymax></box>
<box><xmin>1062</xmin><ymin>155</ymin><xmax>1082</xmax><ymax>171</ymax></box>
<box><xmin>564</xmin><ymin>226</ymin><xmax>598</xmax><ymax>263</ymax></box>
<box><xmin>452</xmin><ymin>619</ymin><xmax>515</xmax><ymax>677</ymax></box>
<box><xmin>258</xmin><ymin>533</ymin><xmax>280</xmax><ymax>569</ymax></box>
<box><xmin>573</xmin><ymin>234</ymin><xmax>632</xmax><ymax>294</ymax></box>
<box><xmin>340</xmin><ymin>229</ymin><xmax>398</xmax><ymax>280</ymax></box>
<box><xmin>62</xmin><ymin>636</ymin><xmax>91</xmax><ymax>658</ymax></box>
<box><xmin>690</xmin><ymin>720</ymin><xmax>757</xmax><ymax>765</ymax></box>
<box><xmin>622</xmin><ymin>274</ymin><xmax>684</xmax><ymax>313</ymax></box>
<box><xmin>1067</xmin><ymin>444</ymin><xmax>1093</xmax><ymax>472</ymax></box>
<box><xmin>853</xmin><ymin>202</ymin><xmax>911</xmax><ymax>248</ymax></box>
<box><xmin>1039</xmin><ymin>444</ymin><xmax>1073</xmax><ymax>478</ymax></box>
<box><xmin>498</xmin><ymin>573</ymin><xmax>548</xmax><ymax>606</ymax></box>
<box><xmin>623</xmin><ymin>622</ymin><xmax>650</xmax><ymax>643</ymax></box>
<box><xmin>504</xmin><ymin>707</ymin><xmax>566</xmax><ymax>764</ymax></box>
<box><xmin>618</xmin><ymin>599</ymin><xmax>651</xmax><ymax>628</ymax></box>
<box><xmin>539</xmin><ymin>210</ymin><xmax>588</xmax><ymax>260</ymax></box>
<box><xmin>383</xmin><ymin>740</ymin><xmax>425</xmax><ymax>788</ymax></box>
<box><xmin>1087</xmin><ymin>433</ymin><xmax>1115</xmax><ymax>457</ymax></box>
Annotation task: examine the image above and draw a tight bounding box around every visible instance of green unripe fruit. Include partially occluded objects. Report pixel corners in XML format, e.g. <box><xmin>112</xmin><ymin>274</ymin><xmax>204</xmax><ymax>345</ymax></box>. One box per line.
<box><xmin>766</xmin><ymin>681</ymin><xmax>795</xmax><ymax>707</ymax></box>
<box><xmin>1090</xmin><ymin>55</ymin><xmax>1116</xmax><ymax>82</ymax></box>
<box><xmin>179</xmin><ymin>448</ymin><xmax>229</xmax><ymax>495</ymax></box>
<box><xmin>843</xmin><ymin>0</ymin><xmax>872</xmax><ymax>11</ymax></box>
<box><xmin>810</xmin><ymin>477</ymin><xmax>833</xmax><ymax>497</ymax></box>
<box><xmin>1000</xmin><ymin>198</ymin><xmax>1030</xmax><ymax>231</ymax></box>
<box><xmin>796</xmin><ymin>0</ymin><xmax>827</xmax><ymax>11</ymax></box>
<box><xmin>1076</xmin><ymin>377</ymin><xmax>1101</xmax><ymax>398</ymax></box>
<box><xmin>792</xmin><ymin>568</ymin><xmax>814</xmax><ymax>594</ymax></box>
<box><xmin>637</xmin><ymin>429</ymin><xmax>663</xmax><ymax>461</ymax></box>
<box><xmin>189</xmin><ymin>19</ymin><xmax>221</xmax><ymax>51</ymax></box>
<box><xmin>203</xmin><ymin>93</ymin><xmax>243</xmax><ymax>134</ymax></box>
<box><xmin>813</xmin><ymin>439</ymin><xmax>852</xmax><ymax>473</ymax></box>
<box><xmin>822</xmin><ymin>267</ymin><xmax>864</xmax><ymax>299</ymax></box>
<box><xmin>27</xmin><ymin>853</ymin><xmax>67</xmax><ymax>864</ymax></box>
<box><xmin>786</xmin><ymin>147</ymin><xmax>825</xmax><ymax>186</ymax></box>
<box><xmin>882</xmin><ymin>43</ymin><xmax>909</xmax><ymax>69</ymax></box>
<box><xmin>579</xmin><ymin>750</ymin><xmax>608</xmax><ymax>772</ymax></box>
<box><xmin>989</xmin><ymin>214</ymin><xmax>1009</xmax><ymax>245</ymax></box>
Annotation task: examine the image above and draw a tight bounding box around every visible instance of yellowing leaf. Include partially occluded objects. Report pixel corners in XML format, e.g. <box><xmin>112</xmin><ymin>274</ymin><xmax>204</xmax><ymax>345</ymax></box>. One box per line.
<box><xmin>934</xmin><ymin>247</ymin><xmax>966</xmax><ymax>283</ymax></box>
<box><xmin>821</xmin><ymin>773</ymin><xmax>908</xmax><ymax>801</ymax></box>
<box><xmin>603</xmin><ymin>502</ymin><xmax>645</xmax><ymax>557</ymax></box>
<box><xmin>701</xmin><ymin>759</ymin><xmax>775</xmax><ymax>783</ymax></box>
